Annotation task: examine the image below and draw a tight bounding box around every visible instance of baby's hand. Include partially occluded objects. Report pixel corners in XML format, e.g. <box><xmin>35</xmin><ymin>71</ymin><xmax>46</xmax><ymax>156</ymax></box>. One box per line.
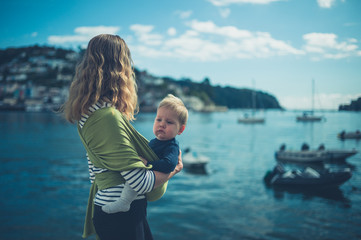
<box><xmin>139</xmin><ymin>156</ymin><xmax>148</xmax><ymax>166</ymax></box>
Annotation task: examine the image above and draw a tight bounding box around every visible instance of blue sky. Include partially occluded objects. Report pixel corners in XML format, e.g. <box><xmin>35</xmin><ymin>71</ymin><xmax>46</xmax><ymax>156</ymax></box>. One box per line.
<box><xmin>1</xmin><ymin>0</ymin><xmax>360</xmax><ymax>110</ymax></box>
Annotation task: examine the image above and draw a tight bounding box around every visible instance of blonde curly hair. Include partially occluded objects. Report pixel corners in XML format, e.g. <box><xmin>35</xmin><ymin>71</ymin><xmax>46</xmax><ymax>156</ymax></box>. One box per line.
<box><xmin>62</xmin><ymin>34</ymin><xmax>138</xmax><ymax>123</ymax></box>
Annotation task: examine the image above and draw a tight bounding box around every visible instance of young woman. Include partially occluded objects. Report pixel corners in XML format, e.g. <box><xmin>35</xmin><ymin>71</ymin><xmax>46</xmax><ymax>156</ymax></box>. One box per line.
<box><xmin>62</xmin><ymin>34</ymin><xmax>183</xmax><ymax>240</ymax></box>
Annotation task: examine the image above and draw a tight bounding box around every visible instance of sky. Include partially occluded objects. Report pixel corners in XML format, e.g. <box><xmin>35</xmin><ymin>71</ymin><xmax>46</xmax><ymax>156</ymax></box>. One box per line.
<box><xmin>1</xmin><ymin>0</ymin><xmax>360</xmax><ymax>110</ymax></box>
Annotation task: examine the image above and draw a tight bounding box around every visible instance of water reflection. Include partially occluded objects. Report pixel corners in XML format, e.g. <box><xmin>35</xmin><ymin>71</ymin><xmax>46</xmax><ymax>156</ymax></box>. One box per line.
<box><xmin>268</xmin><ymin>186</ymin><xmax>351</xmax><ymax>208</ymax></box>
<box><xmin>184</xmin><ymin>167</ymin><xmax>208</xmax><ymax>175</ymax></box>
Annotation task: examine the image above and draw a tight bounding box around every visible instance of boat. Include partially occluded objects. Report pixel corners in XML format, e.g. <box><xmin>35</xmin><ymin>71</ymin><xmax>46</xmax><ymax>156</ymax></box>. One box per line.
<box><xmin>264</xmin><ymin>164</ymin><xmax>352</xmax><ymax>188</ymax></box>
<box><xmin>237</xmin><ymin>113</ymin><xmax>265</xmax><ymax>124</ymax></box>
<box><xmin>296</xmin><ymin>111</ymin><xmax>323</xmax><ymax>122</ymax></box>
<box><xmin>238</xmin><ymin>81</ymin><xmax>265</xmax><ymax>124</ymax></box>
<box><xmin>296</xmin><ymin>79</ymin><xmax>324</xmax><ymax>122</ymax></box>
<box><xmin>182</xmin><ymin>148</ymin><xmax>209</xmax><ymax>173</ymax></box>
<box><xmin>338</xmin><ymin>130</ymin><xmax>361</xmax><ymax>140</ymax></box>
<box><xmin>275</xmin><ymin>143</ymin><xmax>358</xmax><ymax>163</ymax></box>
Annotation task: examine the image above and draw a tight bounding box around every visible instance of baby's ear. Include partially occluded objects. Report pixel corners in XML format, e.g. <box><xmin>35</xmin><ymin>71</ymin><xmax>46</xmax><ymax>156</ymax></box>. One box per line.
<box><xmin>178</xmin><ymin>125</ymin><xmax>186</xmax><ymax>135</ymax></box>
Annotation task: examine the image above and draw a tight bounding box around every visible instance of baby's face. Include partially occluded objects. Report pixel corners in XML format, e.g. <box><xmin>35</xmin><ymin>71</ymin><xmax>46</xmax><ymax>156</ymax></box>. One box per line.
<box><xmin>153</xmin><ymin>107</ymin><xmax>182</xmax><ymax>141</ymax></box>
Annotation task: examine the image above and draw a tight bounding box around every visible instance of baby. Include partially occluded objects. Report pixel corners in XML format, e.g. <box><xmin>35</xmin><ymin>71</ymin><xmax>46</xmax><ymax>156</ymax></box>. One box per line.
<box><xmin>102</xmin><ymin>94</ymin><xmax>188</xmax><ymax>213</ymax></box>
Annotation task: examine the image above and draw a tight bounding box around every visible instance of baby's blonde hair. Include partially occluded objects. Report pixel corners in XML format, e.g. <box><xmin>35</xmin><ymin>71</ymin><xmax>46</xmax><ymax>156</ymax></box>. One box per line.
<box><xmin>158</xmin><ymin>94</ymin><xmax>188</xmax><ymax>126</ymax></box>
<box><xmin>62</xmin><ymin>34</ymin><xmax>138</xmax><ymax>123</ymax></box>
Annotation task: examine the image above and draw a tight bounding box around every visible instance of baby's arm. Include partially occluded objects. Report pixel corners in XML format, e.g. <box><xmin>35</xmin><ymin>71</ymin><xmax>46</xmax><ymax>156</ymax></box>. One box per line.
<box><xmin>150</xmin><ymin>145</ymin><xmax>179</xmax><ymax>173</ymax></box>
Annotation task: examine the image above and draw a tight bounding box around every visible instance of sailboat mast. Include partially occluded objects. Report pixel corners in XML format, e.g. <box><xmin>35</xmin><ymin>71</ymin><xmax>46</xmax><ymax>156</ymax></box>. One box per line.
<box><xmin>252</xmin><ymin>79</ymin><xmax>256</xmax><ymax>115</ymax></box>
<box><xmin>311</xmin><ymin>79</ymin><xmax>315</xmax><ymax>114</ymax></box>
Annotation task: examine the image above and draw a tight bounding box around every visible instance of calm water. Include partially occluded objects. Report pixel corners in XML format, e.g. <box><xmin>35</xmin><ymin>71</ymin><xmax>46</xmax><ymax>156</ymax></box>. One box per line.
<box><xmin>1</xmin><ymin>110</ymin><xmax>361</xmax><ymax>240</ymax></box>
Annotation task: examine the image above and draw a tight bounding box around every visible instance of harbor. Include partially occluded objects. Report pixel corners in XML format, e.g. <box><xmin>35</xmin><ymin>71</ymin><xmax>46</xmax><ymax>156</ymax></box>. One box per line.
<box><xmin>1</xmin><ymin>110</ymin><xmax>361</xmax><ymax>239</ymax></box>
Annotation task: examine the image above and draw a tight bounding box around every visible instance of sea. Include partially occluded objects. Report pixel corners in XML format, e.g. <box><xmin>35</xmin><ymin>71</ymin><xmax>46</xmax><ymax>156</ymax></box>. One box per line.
<box><xmin>1</xmin><ymin>110</ymin><xmax>361</xmax><ymax>240</ymax></box>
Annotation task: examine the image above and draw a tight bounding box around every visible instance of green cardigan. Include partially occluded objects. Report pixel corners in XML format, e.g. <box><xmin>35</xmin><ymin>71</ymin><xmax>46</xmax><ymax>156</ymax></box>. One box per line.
<box><xmin>77</xmin><ymin>107</ymin><xmax>168</xmax><ymax>238</ymax></box>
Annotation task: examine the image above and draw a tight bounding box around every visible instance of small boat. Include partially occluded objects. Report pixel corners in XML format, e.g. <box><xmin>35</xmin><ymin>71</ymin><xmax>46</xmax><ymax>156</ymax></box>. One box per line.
<box><xmin>296</xmin><ymin>112</ymin><xmax>323</xmax><ymax>122</ymax></box>
<box><xmin>238</xmin><ymin>113</ymin><xmax>265</xmax><ymax>124</ymax></box>
<box><xmin>238</xmin><ymin>80</ymin><xmax>265</xmax><ymax>124</ymax></box>
<box><xmin>338</xmin><ymin>130</ymin><xmax>361</xmax><ymax>140</ymax></box>
<box><xmin>264</xmin><ymin>164</ymin><xmax>352</xmax><ymax>188</ymax></box>
<box><xmin>275</xmin><ymin>143</ymin><xmax>358</xmax><ymax>163</ymax></box>
<box><xmin>183</xmin><ymin>148</ymin><xmax>209</xmax><ymax>173</ymax></box>
<box><xmin>296</xmin><ymin>79</ymin><xmax>324</xmax><ymax>122</ymax></box>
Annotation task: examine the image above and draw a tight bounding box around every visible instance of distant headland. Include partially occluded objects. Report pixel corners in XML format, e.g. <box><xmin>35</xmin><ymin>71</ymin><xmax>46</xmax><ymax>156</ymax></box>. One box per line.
<box><xmin>339</xmin><ymin>97</ymin><xmax>361</xmax><ymax>111</ymax></box>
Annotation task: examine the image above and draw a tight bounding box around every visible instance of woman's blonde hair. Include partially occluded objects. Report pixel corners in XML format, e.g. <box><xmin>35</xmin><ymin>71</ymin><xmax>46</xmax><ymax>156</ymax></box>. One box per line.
<box><xmin>158</xmin><ymin>94</ymin><xmax>188</xmax><ymax>126</ymax></box>
<box><xmin>62</xmin><ymin>34</ymin><xmax>138</xmax><ymax>123</ymax></box>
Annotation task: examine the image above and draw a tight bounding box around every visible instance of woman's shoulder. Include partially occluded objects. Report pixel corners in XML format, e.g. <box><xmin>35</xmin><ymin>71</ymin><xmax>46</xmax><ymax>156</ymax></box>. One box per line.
<box><xmin>83</xmin><ymin>107</ymin><xmax>132</xmax><ymax>144</ymax></box>
<box><xmin>89</xmin><ymin>107</ymin><xmax>124</xmax><ymax>123</ymax></box>
<box><xmin>81</xmin><ymin>107</ymin><xmax>125</xmax><ymax>134</ymax></box>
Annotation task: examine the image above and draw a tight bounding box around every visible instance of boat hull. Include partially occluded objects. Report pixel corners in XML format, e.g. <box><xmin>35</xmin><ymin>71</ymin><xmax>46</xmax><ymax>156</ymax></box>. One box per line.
<box><xmin>275</xmin><ymin>149</ymin><xmax>358</xmax><ymax>163</ymax></box>
<box><xmin>338</xmin><ymin>132</ymin><xmax>361</xmax><ymax>140</ymax></box>
<box><xmin>267</xmin><ymin>170</ymin><xmax>352</xmax><ymax>187</ymax></box>
<box><xmin>264</xmin><ymin>166</ymin><xmax>352</xmax><ymax>188</ymax></box>
<box><xmin>296</xmin><ymin>116</ymin><xmax>323</xmax><ymax>122</ymax></box>
<box><xmin>238</xmin><ymin>118</ymin><xmax>265</xmax><ymax>124</ymax></box>
<box><xmin>183</xmin><ymin>152</ymin><xmax>209</xmax><ymax>174</ymax></box>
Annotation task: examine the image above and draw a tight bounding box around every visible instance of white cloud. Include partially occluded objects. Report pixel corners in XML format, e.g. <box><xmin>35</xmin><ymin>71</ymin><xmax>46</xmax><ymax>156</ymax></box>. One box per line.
<box><xmin>303</xmin><ymin>33</ymin><xmax>360</xmax><ymax>59</ymax></box>
<box><xmin>280</xmin><ymin>93</ymin><xmax>361</xmax><ymax>110</ymax></box>
<box><xmin>130</xmin><ymin>24</ymin><xmax>163</xmax><ymax>46</ymax></box>
<box><xmin>74</xmin><ymin>26</ymin><xmax>120</xmax><ymax>36</ymax></box>
<box><xmin>167</xmin><ymin>27</ymin><xmax>177</xmax><ymax>36</ymax></box>
<box><xmin>164</xmin><ymin>33</ymin><xmax>224</xmax><ymax>61</ymax></box>
<box><xmin>130</xmin><ymin>24</ymin><xmax>153</xmax><ymax>34</ymax></box>
<box><xmin>208</xmin><ymin>0</ymin><xmax>283</xmax><ymax>7</ymax></box>
<box><xmin>219</xmin><ymin>8</ymin><xmax>231</xmax><ymax>18</ymax></box>
<box><xmin>48</xmin><ymin>35</ymin><xmax>90</xmax><ymax>44</ymax></box>
<box><xmin>47</xmin><ymin>23</ymin><xmax>360</xmax><ymax>63</ymax></box>
<box><xmin>31</xmin><ymin>32</ymin><xmax>38</xmax><ymax>37</ymax></box>
<box><xmin>129</xmin><ymin>20</ymin><xmax>304</xmax><ymax>61</ymax></box>
<box><xmin>48</xmin><ymin>26</ymin><xmax>120</xmax><ymax>45</ymax></box>
<box><xmin>188</xmin><ymin>20</ymin><xmax>253</xmax><ymax>38</ymax></box>
<box><xmin>317</xmin><ymin>0</ymin><xmax>336</xmax><ymax>8</ymax></box>
<box><xmin>175</xmin><ymin>10</ymin><xmax>193</xmax><ymax>19</ymax></box>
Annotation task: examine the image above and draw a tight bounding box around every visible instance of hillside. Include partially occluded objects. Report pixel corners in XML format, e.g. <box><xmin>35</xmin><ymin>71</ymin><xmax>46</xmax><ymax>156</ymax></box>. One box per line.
<box><xmin>0</xmin><ymin>45</ymin><xmax>282</xmax><ymax>111</ymax></box>
<box><xmin>339</xmin><ymin>97</ymin><xmax>361</xmax><ymax>111</ymax></box>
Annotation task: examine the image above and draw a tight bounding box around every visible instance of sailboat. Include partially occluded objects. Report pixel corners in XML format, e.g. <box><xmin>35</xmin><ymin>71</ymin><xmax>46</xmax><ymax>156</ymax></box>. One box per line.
<box><xmin>238</xmin><ymin>81</ymin><xmax>265</xmax><ymax>124</ymax></box>
<box><xmin>296</xmin><ymin>79</ymin><xmax>324</xmax><ymax>122</ymax></box>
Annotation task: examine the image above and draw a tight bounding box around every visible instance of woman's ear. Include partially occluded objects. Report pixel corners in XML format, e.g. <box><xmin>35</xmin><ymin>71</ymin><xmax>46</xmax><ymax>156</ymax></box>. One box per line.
<box><xmin>178</xmin><ymin>125</ymin><xmax>186</xmax><ymax>135</ymax></box>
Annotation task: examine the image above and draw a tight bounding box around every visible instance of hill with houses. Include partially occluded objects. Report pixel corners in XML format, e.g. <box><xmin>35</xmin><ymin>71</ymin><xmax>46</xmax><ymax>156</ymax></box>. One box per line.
<box><xmin>0</xmin><ymin>45</ymin><xmax>282</xmax><ymax>112</ymax></box>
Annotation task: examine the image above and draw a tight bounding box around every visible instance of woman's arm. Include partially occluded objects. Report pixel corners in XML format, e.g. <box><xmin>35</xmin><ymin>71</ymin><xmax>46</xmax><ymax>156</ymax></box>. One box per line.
<box><xmin>121</xmin><ymin>150</ymin><xmax>183</xmax><ymax>194</ymax></box>
<box><xmin>153</xmin><ymin>150</ymin><xmax>183</xmax><ymax>189</ymax></box>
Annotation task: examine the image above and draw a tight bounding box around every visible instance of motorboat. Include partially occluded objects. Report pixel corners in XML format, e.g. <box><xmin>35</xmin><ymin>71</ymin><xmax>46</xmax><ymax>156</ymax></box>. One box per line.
<box><xmin>183</xmin><ymin>148</ymin><xmax>209</xmax><ymax>173</ymax></box>
<box><xmin>338</xmin><ymin>130</ymin><xmax>361</xmax><ymax>140</ymax></box>
<box><xmin>264</xmin><ymin>164</ymin><xmax>352</xmax><ymax>188</ymax></box>
<box><xmin>275</xmin><ymin>143</ymin><xmax>358</xmax><ymax>163</ymax></box>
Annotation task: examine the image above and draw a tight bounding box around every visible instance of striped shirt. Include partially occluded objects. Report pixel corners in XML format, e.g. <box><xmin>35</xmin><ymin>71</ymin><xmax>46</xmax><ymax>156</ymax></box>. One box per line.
<box><xmin>79</xmin><ymin>102</ymin><xmax>155</xmax><ymax>206</ymax></box>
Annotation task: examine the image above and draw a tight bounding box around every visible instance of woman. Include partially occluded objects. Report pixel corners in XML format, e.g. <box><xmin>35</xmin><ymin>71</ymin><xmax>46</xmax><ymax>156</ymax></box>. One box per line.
<box><xmin>62</xmin><ymin>34</ymin><xmax>183</xmax><ymax>240</ymax></box>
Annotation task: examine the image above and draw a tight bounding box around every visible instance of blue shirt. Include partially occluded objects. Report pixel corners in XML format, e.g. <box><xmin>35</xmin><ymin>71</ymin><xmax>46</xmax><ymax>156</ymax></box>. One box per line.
<box><xmin>148</xmin><ymin>138</ymin><xmax>179</xmax><ymax>173</ymax></box>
